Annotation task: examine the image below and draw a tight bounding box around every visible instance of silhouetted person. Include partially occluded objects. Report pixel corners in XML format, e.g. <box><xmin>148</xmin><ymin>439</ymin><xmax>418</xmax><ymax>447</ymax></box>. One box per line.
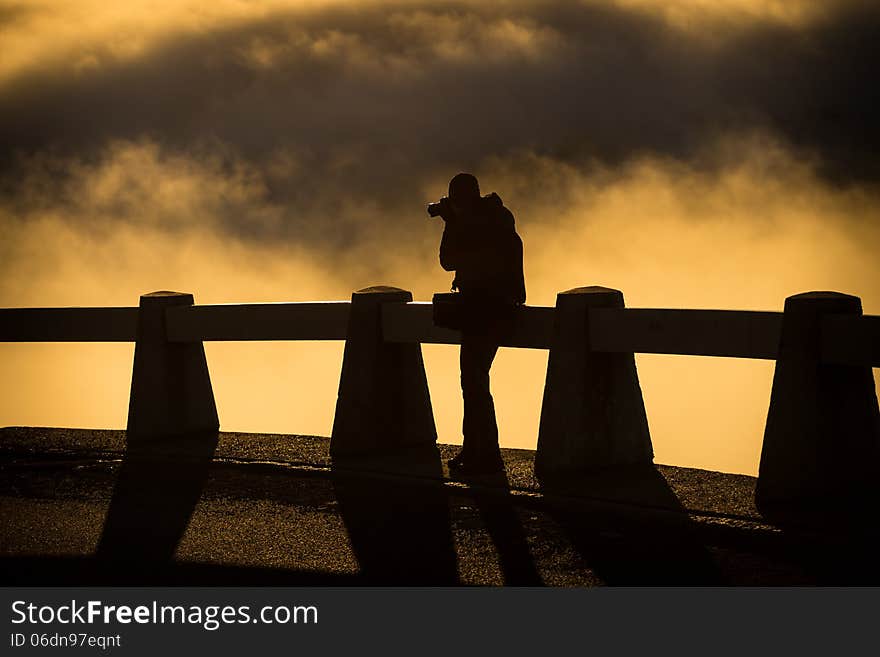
<box><xmin>434</xmin><ymin>173</ymin><xmax>525</xmax><ymax>474</ymax></box>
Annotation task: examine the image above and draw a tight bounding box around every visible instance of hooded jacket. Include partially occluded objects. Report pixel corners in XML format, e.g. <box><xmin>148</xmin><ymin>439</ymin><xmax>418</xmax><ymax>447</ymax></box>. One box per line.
<box><xmin>439</xmin><ymin>192</ymin><xmax>526</xmax><ymax>306</ymax></box>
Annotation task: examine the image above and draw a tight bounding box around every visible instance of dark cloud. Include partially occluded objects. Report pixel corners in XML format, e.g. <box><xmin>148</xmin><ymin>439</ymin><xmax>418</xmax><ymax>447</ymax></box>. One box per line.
<box><xmin>0</xmin><ymin>0</ymin><xmax>878</xmax><ymax>248</ymax></box>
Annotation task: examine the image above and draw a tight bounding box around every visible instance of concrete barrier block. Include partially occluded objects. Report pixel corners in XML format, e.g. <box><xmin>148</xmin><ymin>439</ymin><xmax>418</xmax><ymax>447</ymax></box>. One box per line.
<box><xmin>127</xmin><ymin>291</ymin><xmax>219</xmax><ymax>442</ymax></box>
<box><xmin>536</xmin><ymin>286</ymin><xmax>653</xmax><ymax>477</ymax></box>
<box><xmin>757</xmin><ymin>291</ymin><xmax>880</xmax><ymax>508</ymax></box>
<box><xmin>330</xmin><ymin>286</ymin><xmax>437</xmax><ymax>457</ymax></box>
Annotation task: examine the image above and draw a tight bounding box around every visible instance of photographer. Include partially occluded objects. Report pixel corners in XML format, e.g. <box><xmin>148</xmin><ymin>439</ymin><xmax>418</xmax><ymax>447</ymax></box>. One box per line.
<box><xmin>431</xmin><ymin>173</ymin><xmax>525</xmax><ymax>475</ymax></box>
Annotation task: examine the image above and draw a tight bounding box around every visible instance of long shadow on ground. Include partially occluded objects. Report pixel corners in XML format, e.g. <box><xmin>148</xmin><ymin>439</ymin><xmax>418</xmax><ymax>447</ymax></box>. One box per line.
<box><xmin>95</xmin><ymin>430</ymin><xmax>219</xmax><ymax>568</ymax></box>
<box><xmin>330</xmin><ymin>445</ymin><xmax>459</xmax><ymax>585</ymax></box>
<box><xmin>450</xmin><ymin>469</ymin><xmax>544</xmax><ymax>586</ymax></box>
<box><xmin>540</xmin><ymin>466</ymin><xmax>726</xmax><ymax>585</ymax></box>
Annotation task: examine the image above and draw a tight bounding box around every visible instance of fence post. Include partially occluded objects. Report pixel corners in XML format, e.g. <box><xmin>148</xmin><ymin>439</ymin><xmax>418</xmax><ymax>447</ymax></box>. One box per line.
<box><xmin>757</xmin><ymin>291</ymin><xmax>880</xmax><ymax>509</ymax></box>
<box><xmin>535</xmin><ymin>286</ymin><xmax>653</xmax><ymax>477</ymax></box>
<box><xmin>330</xmin><ymin>286</ymin><xmax>437</xmax><ymax>457</ymax></box>
<box><xmin>127</xmin><ymin>291</ymin><xmax>218</xmax><ymax>442</ymax></box>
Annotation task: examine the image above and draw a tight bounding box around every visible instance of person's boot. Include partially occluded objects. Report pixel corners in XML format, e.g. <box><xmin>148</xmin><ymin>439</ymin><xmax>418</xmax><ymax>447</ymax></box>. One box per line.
<box><xmin>457</xmin><ymin>457</ymin><xmax>504</xmax><ymax>476</ymax></box>
<box><xmin>447</xmin><ymin>448</ymin><xmax>467</xmax><ymax>469</ymax></box>
<box><xmin>456</xmin><ymin>445</ymin><xmax>504</xmax><ymax>475</ymax></box>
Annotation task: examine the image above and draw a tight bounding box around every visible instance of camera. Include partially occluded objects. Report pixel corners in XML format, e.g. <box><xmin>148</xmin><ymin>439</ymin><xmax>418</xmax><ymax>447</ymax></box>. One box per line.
<box><xmin>427</xmin><ymin>196</ymin><xmax>452</xmax><ymax>218</ymax></box>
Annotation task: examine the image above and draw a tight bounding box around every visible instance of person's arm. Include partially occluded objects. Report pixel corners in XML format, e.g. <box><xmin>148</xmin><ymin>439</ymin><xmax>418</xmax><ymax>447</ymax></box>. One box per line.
<box><xmin>439</xmin><ymin>197</ymin><xmax>516</xmax><ymax>277</ymax></box>
<box><xmin>440</xmin><ymin>212</ymin><xmax>486</xmax><ymax>272</ymax></box>
<box><xmin>439</xmin><ymin>222</ymin><xmax>461</xmax><ymax>272</ymax></box>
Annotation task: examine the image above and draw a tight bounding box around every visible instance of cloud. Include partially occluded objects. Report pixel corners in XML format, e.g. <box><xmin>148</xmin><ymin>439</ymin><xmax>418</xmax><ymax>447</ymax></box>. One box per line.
<box><xmin>2</xmin><ymin>0</ymin><xmax>879</xmax><ymax>198</ymax></box>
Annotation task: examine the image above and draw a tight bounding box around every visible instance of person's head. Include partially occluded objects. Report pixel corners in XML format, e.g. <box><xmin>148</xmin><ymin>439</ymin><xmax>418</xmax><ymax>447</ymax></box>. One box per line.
<box><xmin>448</xmin><ymin>173</ymin><xmax>480</xmax><ymax>210</ymax></box>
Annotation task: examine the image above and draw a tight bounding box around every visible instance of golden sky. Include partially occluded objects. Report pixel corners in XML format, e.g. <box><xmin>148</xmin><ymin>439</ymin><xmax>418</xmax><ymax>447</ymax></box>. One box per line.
<box><xmin>1</xmin><ymin>0</ymin><xmax>878</xmax><ymax>475</ymax></box>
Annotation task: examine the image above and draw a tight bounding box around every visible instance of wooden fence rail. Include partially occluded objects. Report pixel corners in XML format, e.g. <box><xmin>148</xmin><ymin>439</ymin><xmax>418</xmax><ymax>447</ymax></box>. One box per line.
<box><xmin>2</xmin><ymin>302</ymin><xmax>877</xmax><ymax>366</ymax></box>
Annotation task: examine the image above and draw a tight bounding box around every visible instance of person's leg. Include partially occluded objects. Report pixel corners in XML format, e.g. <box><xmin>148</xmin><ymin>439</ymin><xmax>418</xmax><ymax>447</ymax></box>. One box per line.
<box><xmin>482</xmin><ymin>375</ymin><xmax>500</xmax><ymax>461</ymax></box>
<box><xmin>459</xmin><ymin>331</ymin><xmax>501</xmax><ymax>468</ymax></box>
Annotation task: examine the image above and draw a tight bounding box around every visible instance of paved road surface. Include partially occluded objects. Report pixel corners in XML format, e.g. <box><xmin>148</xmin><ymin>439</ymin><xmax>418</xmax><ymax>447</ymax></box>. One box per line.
<box><xmin>1</xmin><ymin>427</ymin><xmax>876</xmax><ymax>585</ymax></box>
